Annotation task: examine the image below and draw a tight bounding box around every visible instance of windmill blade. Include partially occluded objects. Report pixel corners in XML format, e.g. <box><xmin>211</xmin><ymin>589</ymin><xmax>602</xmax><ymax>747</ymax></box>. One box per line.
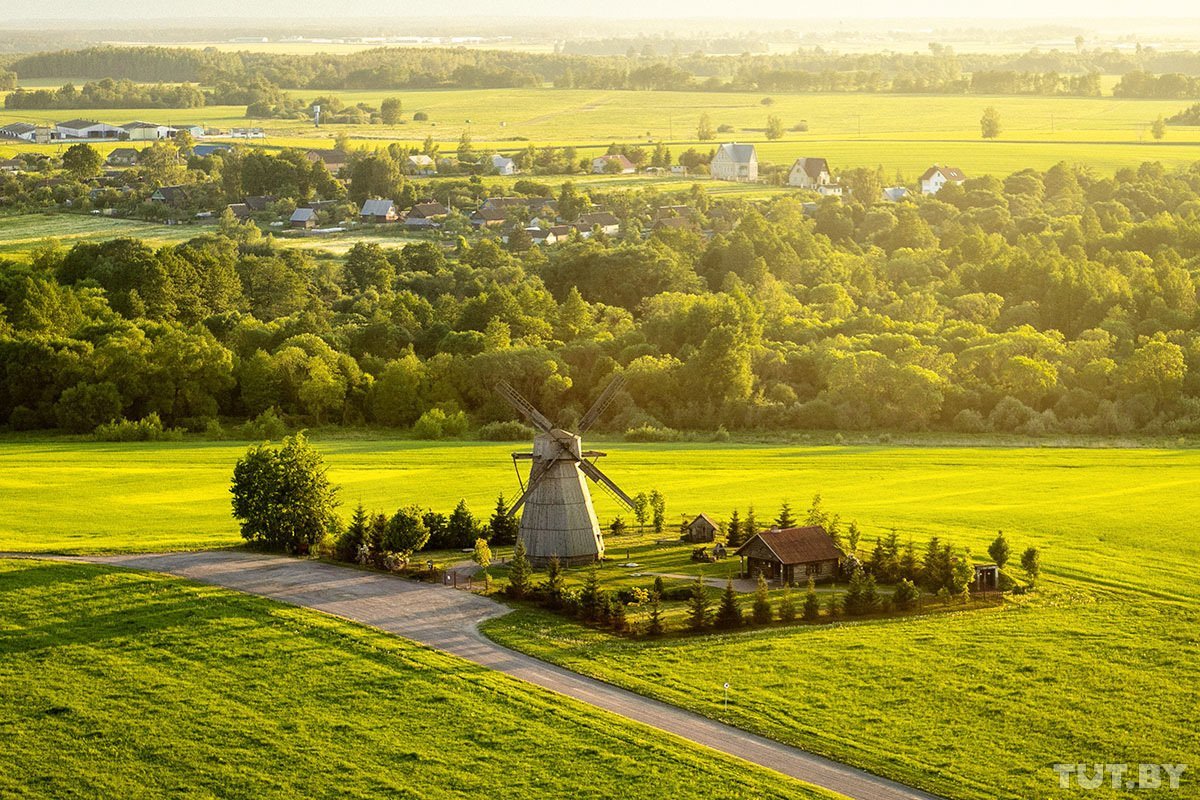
<box><xmin>576</xmin><ymin>374</ymin><xmax>626</xmax><ymax>434</ymax></box>
<box><xmin>506</xmin><ymin>458</ymin><xmax>555</xmax><ymax>515</ymax></box>
<box><xmin>495</xmin><ymin>380</ymin><xmax>553</xmax><ymax>432</ymax></box>
<box><xmin>578</xmin><ymin>459</ymin><xmax>636</xmax><ymax>509</ymax></box>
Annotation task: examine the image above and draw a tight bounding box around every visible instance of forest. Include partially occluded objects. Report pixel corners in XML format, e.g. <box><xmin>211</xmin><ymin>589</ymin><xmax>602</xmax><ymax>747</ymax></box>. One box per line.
<box><xmin>1</xmin><ymin>149</ymin><xmax>1199</xmax><ymax>438</ymax></box>
<box><xmin>6</xmin><ymin>44</ymin><xmax>1200</xmax><ymax>96</ymax></box>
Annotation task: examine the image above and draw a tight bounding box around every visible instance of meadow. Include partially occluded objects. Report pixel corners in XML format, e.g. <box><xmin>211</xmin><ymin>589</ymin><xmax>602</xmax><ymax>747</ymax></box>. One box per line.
<box><xmin>3</xmin><ymin>437</ymin><xmax>1199</xmax><ymax>799</ymax></box>
<box><xmin>0</xmin><ymin>558</ymin><xmax>832</xmax><ymax>799</ymax></box>
<box><xmin>7</xmin><ymin>87</ymin><xmax>1200</xmax><ymax>178</ymax></box>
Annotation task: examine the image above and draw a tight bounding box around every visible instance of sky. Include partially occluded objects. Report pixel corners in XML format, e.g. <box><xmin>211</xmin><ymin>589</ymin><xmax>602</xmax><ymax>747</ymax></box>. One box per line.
<box><xmin>1</xmin><ymin>0</ymin><xmax>1198</xmax><ymax>22</ymax></box>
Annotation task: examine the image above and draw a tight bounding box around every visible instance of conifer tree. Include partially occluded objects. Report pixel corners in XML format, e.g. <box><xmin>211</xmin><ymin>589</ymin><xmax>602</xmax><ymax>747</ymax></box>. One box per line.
<box><xmin>893</xmin><ymin>578</ymin><xmax>920</xmax><ymax>610</ymax></box>
<box><xmin>988</xmin><ymin>531</ymin><xmax>1012</xmax><ymax>569</ymax></box>
<box><xmin>580</xmin><ymin>564</ymin><xmax>603</xmax><ymax>621</ymax></box>
<box><xmin>687</xmin><ymin>574</ymin><xmax>711</xmax><ymax>631</ymax></box>
<box><xmin>803</xmin><ymin>577</ymin><xmax>821</xmax><ymax>620</ymax></box>
<box><xmin>611</xmin><ymin>597</ymin><xmax>627</xmax><ymax>632</ymax></box>
<box><xmin>726</xmin><ymin>508</ymin><xmax>742</xmax><ymax>547</ymax></box>
<box><xmin>507</xmin><ymin>537</ymin><xmax>532</xmax><ymax>599</ymax></box>
<box><xmin>779</xmin><ymin>585</ymin><xmax>798</xmax><ymax>622</ymax></box>
<box><xmin>844</xmin><ymin>569</ymin><xmax>867</xmax><ymax>615</ymax></box>
<box><xmin>488</xmin><ymin>493</ymin><xmax>518</xmax><ymax>545</ymax></box>
<box><xmin>716</xmin><ymin>578</ymin><xmax>743</xmax><ymax>628</ymax></box>
<box><xmin>775</xmin><ymin>501</ymin><xmax>795</xmax><ymax>528</ymax></box>
<box><xmin>647</xmin><ymin>593</ymin><xmax>665</xmax><ymax>635</ymax></box>
<box><xmin>752</xmin><ymin>572</ymin><xmax>772</xmax><ymax>624</ymax></box>
<box><xmin>543</xmin><ymin>556</ymin><xmax>565</xmax><ymax>609</ymax></box>
<box><xmin>744</xmin><ymin>506</ymin><xmax>758</xmax><ymax>541</ymax></box>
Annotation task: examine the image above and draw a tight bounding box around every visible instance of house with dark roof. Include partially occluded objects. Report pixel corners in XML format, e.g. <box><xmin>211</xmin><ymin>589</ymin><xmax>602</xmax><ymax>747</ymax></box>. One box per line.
<box><xmin>107</xmin><ymin>147</ymin><xmax>141</xmax><ymax>167</ymax></box>
<box><xmin>192</xmin><ymin>143</ymin><xmax>232</xmax><ymax>158</ymax></box>
<box><xmin>0</xmin><ymin>122</ymin><xmax>38</xmax><ymax>142</ymax></box>
<box><xmin>0</xmin><ymin>158</ymin><xmax>23</xmax><ymax>174</ymax></box>
<box><xmin>360</xmin><ymin>198</ymin><xmax>398</xmax><ymax>223</ymax></box>
<box><xmin>920</xmin><ymin>165</ymin><xmax>967</xmax><ymax>195</ymax></box>
<box><xmin>577</xmin><ymin>211</ymin><xmax>620</xmax><ymax>236</ymax></box>
<box><xmin>290</xmin><ymin>207</ymin><xmax>318</xmax><ymax>229</ymax></box>
<box><xmin>735</xmin><ymin>525</ymin><xmax>844</xmax><ymax>585</ymax></box>
<box><xmin>710</xmin><ymin>143</ymin><xmax>757</xmax><ymax>182</ymax></box>
<box><xmin>403</xmin><ymin>201</ymin><xmax>448</xmax><ymax>228</ymax></box>
<box><xmin>149</xmin><ymin>185</ymin><xmax>189</xmax><ymax>205</ymax></box>
<box><xmin>305</xmin><ymin>149</ymin><xmax>348</xmax><ymax>175</ymax></box>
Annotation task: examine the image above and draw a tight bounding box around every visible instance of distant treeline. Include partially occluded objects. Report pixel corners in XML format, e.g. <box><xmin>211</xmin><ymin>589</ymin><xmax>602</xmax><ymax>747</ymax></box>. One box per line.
<box><xmin>560</xmin><ymin>36</ymin><xmax>770</xmax><ymax>57</ymax></box>
<box><xmin>5</xmin><ymin>79</ymin><xmax>206</xmax><ymax>110</ymax></box>
<box><xmin>11</xmin><ymin>44</ymin><xmax>1200</xmax><ymax>97</ymax></box>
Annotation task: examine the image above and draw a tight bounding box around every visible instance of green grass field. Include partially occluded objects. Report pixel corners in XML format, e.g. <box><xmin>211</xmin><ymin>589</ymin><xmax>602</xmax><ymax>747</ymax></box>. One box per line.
<box><xmin>5</xmin><ymin>88</ymin><xmax>1200</xmax><ymax>178</ymax></box>
<box><xmin>3</xmin><ymin>438</ymin><xmax>1198</xmax><ymax>799</ymax></box>
<box><xmin>0</xmin><ymin>558</ymin><xmax>833</xmax><ymax>799</ymax></box>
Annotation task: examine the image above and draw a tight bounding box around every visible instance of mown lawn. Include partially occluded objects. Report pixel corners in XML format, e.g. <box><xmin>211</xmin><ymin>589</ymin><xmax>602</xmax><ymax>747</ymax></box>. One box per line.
<box><xmin>0</xmin><ymin>558</ymin><xmax>834</xmax><ymax>800</ymax></box>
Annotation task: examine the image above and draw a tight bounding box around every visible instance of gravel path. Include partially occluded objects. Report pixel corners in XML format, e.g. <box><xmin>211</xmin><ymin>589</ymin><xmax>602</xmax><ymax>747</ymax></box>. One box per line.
<box><xmin>20</xmin><ymin>550</ymin><xmax>944</xmax><ymax>800</ymax></box>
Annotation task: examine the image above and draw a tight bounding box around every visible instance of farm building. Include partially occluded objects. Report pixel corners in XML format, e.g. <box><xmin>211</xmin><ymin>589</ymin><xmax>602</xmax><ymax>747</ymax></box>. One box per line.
<box><xmin>290</xmin><ymin>207</ymin><xmax>318</xmax><ymax>229</ymax></box>
<box><xmin>192</xmin><ymin>144</ymin><xmax>232</xmax><ymax>158</ymax></box>
<box><xmin>882</xmin><ymin>186</ymin><xmax>911</xmax><ymax>202</ymax></box>
<box><xmin>149</xmin><ymin>185</ymin><xmax>189</xmax><ymax>205</ymax></box>
<box><xmin>490</xmin><ymin>154</ymin><xmax>517</xmax><ymax>175</ymax></box>
<box><xmin>710</xmin><ymin>143</ymin><xmax>757</xmax><ymax>182</ymax></box>
<box><xmin>55</xmin><ymin>119</ymin><xmax>122</xmax><ymax>140</ymax></box>
<box><xmin>121</xmin><ymin>121</ymin><xmax>174</xmax><ymax>141</ymax></box>
<box><xmin>404</xmin><ymin>201</ymin><xmax>449</xmax><ymax>228</ymax></box>
<box><xmin>306</xmin><ymin>149</ymin><xmax>348</xmax><ymax>175</ymax></box>
<box><xmin>0</xmin><ymin>122</ymin><xmax>39</xmax><ymax>142</ymax></box>
<box><xmin>920</xmin><ymin>165</ymin><xmax>967</xmax><ymax>195</ymax></box>
<box><xmin>0</xmin><ymin>158</ymin><xmax>23</xmax><ymax>173</ymax></box>
<box><xmin>406</xmin><ymin>155</ymin><xmax>437</xmax><ymax>176</ymax></box>
<box><xmin>972</xmin><ymin>564</ymin><xmax>999</xmax><ymax>592</ymax></box>
<box><xmin>736</xmin><ymin>525</ymin><xmax>843</xmax><ymax>585</ymax></box>
<box><xmin>106</xmin><ymin>148</ymin><xmax>140</xmax><ymax>167</ymax></box>
<box><xmin>787</xmin><ymin>157</ymin><xmax>840</xmax><ymax>195</ymax></box>
<box><xmin>577</xmin><ymin>211</ymin><xmax>620</xmax><ymax>236</ymax></box>
<box><xmin>591</xmin><ymin>154</ymin><xmax>635</xmax><ymax>174</ymax></box>
<box><xmin>359</xmin><ymin>198</ymin><xmax>398</xmax><ymax>223</ymax></box>
<box><xmin>683</xmin><ymin>514</ymin><xmax>719</xmax><ymax>544</ymax></box>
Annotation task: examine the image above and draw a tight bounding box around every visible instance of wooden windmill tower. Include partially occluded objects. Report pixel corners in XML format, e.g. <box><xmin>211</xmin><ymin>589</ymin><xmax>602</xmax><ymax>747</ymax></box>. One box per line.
<box><xmin>496</xmin><ymin>376</ymin><xmax>635</xmax><ymax>566</ymax></box>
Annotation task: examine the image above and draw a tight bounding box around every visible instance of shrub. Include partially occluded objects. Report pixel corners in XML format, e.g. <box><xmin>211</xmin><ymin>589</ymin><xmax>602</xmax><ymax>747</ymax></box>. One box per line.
<box><xmin>55</xmin><ymin>381</ymin><xmax>121</xmax><ymax>433</ymax></box>
<box><xmin>893</xmin><ymin>578</ymin><xmax>920</xmax><ymax>610</ymax></box>
<box><xmin>953</xmin><ymin>408</ymin><xmax>988</xmax><ymax>433</ymax></box>
<box><xmin>413</xmin><ymin>407</ymin><xmax>470</xmax><ymax>439</ymax></box>
<box><xmin>478</xmin><ymin>420</ymin><xmax>536</xmax><ymax>441</ymax></box>
<box><xmin>240</xmin><ymin>408</ymin><xmax>287</xmax><ymax>440</ymax></box>
<box><xmin>94</xmin><ymin>413</ymin><xmax>183</xmax><ymax>442</ymax></box>
<box><xmin>624</xmin><ymin>424</ymin><xmax>680</xmax><ymax>442</ymax></box>
<box><xmin>203</xmin><ymin>419</ymin><xmax>228</xmax><ymax>440</ymax></box>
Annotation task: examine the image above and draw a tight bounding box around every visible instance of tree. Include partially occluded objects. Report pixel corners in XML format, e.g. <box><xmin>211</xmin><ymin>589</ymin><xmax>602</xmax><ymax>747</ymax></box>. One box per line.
<box><xmin>893</xmin><ymin>578</ymin><xmax>920</xmax><ymax>610</ymax></box>
<box><xmin>765</xmin><ymin>115</ymin><xmax>784</xmax><ymax>140</ymax></box>
<box><xmin>488</xmin><ymin>494</ymin><xmax>519</xmax><ymax>545</ymax></box>
<box><xmin>697</xmin><ymin>112</ymin><xmax>714</xmax><ymax>141</ymax></box>
<box><xmin>542</xmin><ymin>556</ymin><xmax>565</xmax><ymax>609</ymax></box>
<box><xmin>610</xmin><ymin>597</ymin><xmax>627</xmax><ymax>632</ymax></box>
<box><xmin>775</xmin><ymin>501</ymin><xmax>795</xmax><ymax>529</ymax></box>
<box><xmin>473</xmin><ymin>537</ymin><xmax>493</xmax><ymax>587</ymax></box>
<box><xmin>1021</xmin><ymin>547</ymin><xmax>1041</xmax><ymax>581</ymax></box>
<box><xmin>802</xmin><ymin>578</ymin><xmax>821</xmax><ymax>620</ymax></box>
<box><xmin>981</xmin><ymin>106</ymin><xmax>1002</xmax><ymax>139</ymax></box>
<box><xmin>650</xmin><ymin>489</ymin><xmax>666</xmax><ymax>534</ymax></box>
<box><xmin>230</xmin><ymin>432</ymin><xmax>340</xmax><ymax>553</ymax></box>
<box><xmin>507</xmin><ymin>537</ymin><xmax>532</xmax><ymax>598</ymax></box>
<box><xmin>687</xmin><ymin>574</ymin><xmax>711</xmax><ymax>630</ymax></box>
<box><xmin>457</xmin><ymin>130</ymin><xmax>475</xmax><ymax>163</ymax></box>
<box><xmin>448</xmin><ymin>499</ymin><xmax>479</xmax><ymax>548</ymax></box>
<box><xmin>610</xmin><ymin>516</ymin><xmax>627</xmax><ymax>536</ymax></box>
<box><xmin>380</xmin><ymin>97</ymin><xmax>403</xmax><ymax>125</ymax></box>
<box><xmin>62</xmin><ymin>143</ymin><xmax>103</xmax><ymax>180</ymax></box>
<box><xmin>847</xmin><ymin>521</ymin><xmax>862</xmax><ymax>553</ymax></box>
<box><xmin>632</xmin><ymin>492</ymin><xmax>649</xmax><ymax>531</ymax></box>
<box><xmin>726</xmin><ymin>509</ymin><xmax>743</xmax><ymax>547</ymax></box>
<box><xmin>752</xmin><ymin>572</ymin><xmax>772</xmax><ymax>624</ymax></box>
<box><xmin>779</xmin><ymin>585</ymin><xmax>798</xmax><ymax>622</ymax></box>
<box><xmin>384</xmin><ymin>505</ymin><xmax>430</xmax><ymax>555</ymax></box>
<box><xmin>716</xmin><ymin>578</ymin><xmax>743</xmax><ymax>628</ymax></box>
<box><xmin>744</xmin><ymin>506</ymin><xmax>757</xmax><ymax>542</ymax></box>
<box><xmin>1152</xmin><ymin>115</ymin><xmax>1166</xmax><ymax>140</ymax></box>
<box><xmin>647</xmin><ymin>592</ymin><xmax>665</xmax><ymax>635</ymax></box>
<box><xmin>988</xmin><ymin>531</ymin><xmax>1012</xmax><ymax>569</ymax></box>
<box><xmin>580</xmin><ymin>564</ymin><xmax>603</xmax><ymax>621</ymax></box>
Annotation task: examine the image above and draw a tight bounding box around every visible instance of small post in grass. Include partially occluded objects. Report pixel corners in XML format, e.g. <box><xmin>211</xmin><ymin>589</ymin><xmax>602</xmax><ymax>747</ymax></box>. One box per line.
<box><xmin>723</xmin><ymin>681</ymin><xmax>730</xmax><ymax>715</ymax></box>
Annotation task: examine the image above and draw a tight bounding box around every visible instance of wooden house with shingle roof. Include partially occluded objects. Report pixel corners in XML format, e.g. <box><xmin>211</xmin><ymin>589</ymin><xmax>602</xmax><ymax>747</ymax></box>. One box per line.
<box><xmin>736</xmin><ymin>525</ymin><xmax>844</xmax><ymax>585</ymax></box>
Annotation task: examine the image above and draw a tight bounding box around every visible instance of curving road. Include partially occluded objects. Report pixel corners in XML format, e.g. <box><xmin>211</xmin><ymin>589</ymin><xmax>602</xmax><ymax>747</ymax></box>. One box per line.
<box><xmin>38</xmin><ymin>551</ymin><xmax>944</xmax><ymax>800</ymax></box>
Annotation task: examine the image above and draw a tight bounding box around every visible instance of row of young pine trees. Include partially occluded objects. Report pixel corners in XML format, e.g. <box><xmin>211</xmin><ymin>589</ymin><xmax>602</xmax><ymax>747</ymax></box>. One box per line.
<box><xmin>504</xmin><ymin>494</ymin><xmax>1042</xmax><ymax>636</ymax></box>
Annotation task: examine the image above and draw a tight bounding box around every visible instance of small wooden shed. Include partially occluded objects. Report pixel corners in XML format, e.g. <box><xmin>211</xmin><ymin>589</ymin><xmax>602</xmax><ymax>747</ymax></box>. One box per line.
<box><xmin>683</xmin><ymin>513</ymin><xmax>718</xmax><ymax>544</ymax></box>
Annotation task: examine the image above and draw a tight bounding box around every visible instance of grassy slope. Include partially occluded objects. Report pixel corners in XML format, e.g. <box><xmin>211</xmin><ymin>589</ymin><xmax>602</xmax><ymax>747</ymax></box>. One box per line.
<box><xmin>0</xmin><ymin>558</ymin><xmax>834</xmax><ymax>800</ymax></box>
<box><xmin>5</xmin><ymin>88</ymin><xmax>1200</xmax><ymax>176</ymax></box>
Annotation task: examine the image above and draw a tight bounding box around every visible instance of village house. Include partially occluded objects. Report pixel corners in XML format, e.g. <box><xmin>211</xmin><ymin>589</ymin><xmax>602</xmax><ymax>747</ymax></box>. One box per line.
<box><xmin>290</xmin><ymin>207</ymin><xmax>318</xmax><ymax>229</ymax></box>
<box><xmin>230</xmin><ymin>128</ymin><xmax>266</xmax><ymax>139</ymax></box>
<box><xmin>121</xmin><ymin>121</ymin><xmax>174</xmax><ymax>141</ymax></box>
<box><xmin>404</xmin><ymin>201</ymin><xmax>449</xmax><ymax>228</ymax></box>
<box><xmin>528</xmin><ymin>226</ymin><xmax>558</xmax><ymax>245</ymax></box>
<box><xmin>192</xmin><ymin>144</ymin><xmax>232</xmax><ymax>158</ymax></box>
<box><xmin>55</xmin><ymin>119</ymin><xmax>122</xmax><ymax>140</ymax></box>
<box><xmin>591</xmin><ymin>154</ymin><xmax>635</xmax><ymax>174</ymax></box>
<box><xmin>920</xmin><ymin>165</ymin><xmax>967</xmax><ymax>195</ymax></box>
<box><xmin>0</xmin><ymin>158</ymin><xmax>23</xmax><ymax>174</ymax></box>
<box><xmin>490</xmin><ymin>154</ymin><xmax>517</xmax><ymax>175</ymax></box>
<box><xmin>406</xmin><ymin>154</ymin><xmax>437</xmax><ymax>176</ymax></box>
<box><xmin>469</xmin><ymin>205</ymin><xmax>508</xmax><ymax>228</ymax></box>
<box><xmin>710</xmin><ymin>143</ymin><xmax>758</xmax><ymax>182</ymax></box>
<box><xmin>736</xmin><ymin>525</ymin><xmax>844</xmax><ymax>585</ymax></box>
<box><xmin>788</xmin><ymin>157</ymin><xmax>841</xmax><ymax>195</ymax></box>
<box><xmin>106</xmin><ymin>148</ymin><xmax>141</xmax><ymax>167</ymax></box>
<box><xmin>149</xmin><ymin>185</ymin><xmax>189</xmax><ymax>205</ymax></box>
<box><xmin>670</xmin><ymin>164</ymin><xmax>689</xmax><ymax>176</ymax></box>
<box><xmin>359</xmin><ymin>198</ymin><xmax>398</xmax><ymax>223</ymax></box>
<box><xmin>683</xmin><ymin>514</ymin><xmax>719</xmax><ymax>544</ymax></box>
<box><xmin>227</xmin><ymin>203</ymin><xmax>253</xmax><ymax>221</ymax></box>
<box><xmin>305</xmin><ymin>149</ymin><xmax>348</xmax><ymax>176</ymax></box>
<box><xmin>882</xmin><ymin>186</ymin><xmax>911</xmax><ymax>202</ymax></box>
<box><xmin>577</xmin><ymin>211</ymin><xmax>620</xmax><ymax>236</ymax></box>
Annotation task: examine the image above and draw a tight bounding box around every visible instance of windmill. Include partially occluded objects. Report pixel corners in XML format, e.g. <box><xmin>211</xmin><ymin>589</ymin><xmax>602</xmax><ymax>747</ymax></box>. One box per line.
<box><xmin>496</xmin><ymin>376</ymin><xmax>635</xmax><ymax>566</ymax></box>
